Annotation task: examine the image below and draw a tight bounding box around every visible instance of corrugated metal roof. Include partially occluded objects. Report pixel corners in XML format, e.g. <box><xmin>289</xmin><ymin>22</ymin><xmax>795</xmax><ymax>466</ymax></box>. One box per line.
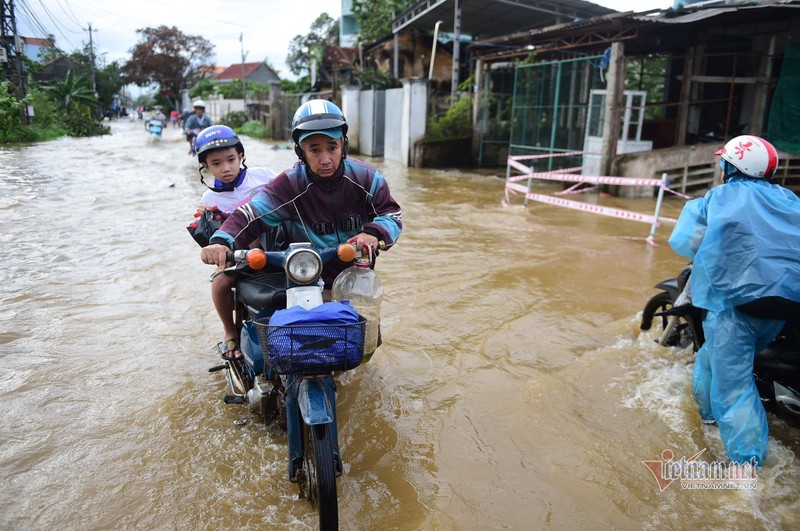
<box><xmin>392</xmin><ymin>0</ymin><xmax>616</xmax><ymax>39</ymax></box>
<box><xmin>635</xmin><ymin>3</ymin><xmax>799</xmax><ymax>24</ymax></box>
<box><xmin>473</xmin><ymin>1</ymin><xmax>800</xmax><ymax>49</ymax></box>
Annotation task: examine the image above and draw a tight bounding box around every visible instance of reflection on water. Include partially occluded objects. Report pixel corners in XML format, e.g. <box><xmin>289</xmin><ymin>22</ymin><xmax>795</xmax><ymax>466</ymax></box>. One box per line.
<box><xmin>0</xmin><ymin>121</ymin><xmax>797</xmax><ymax>529</ymax></box>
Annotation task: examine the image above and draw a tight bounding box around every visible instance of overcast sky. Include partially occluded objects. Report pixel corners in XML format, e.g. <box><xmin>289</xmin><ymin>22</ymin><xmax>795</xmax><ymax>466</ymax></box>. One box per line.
<box><xmin>16</xmin><ymin>0</ymin><xmax>674</xmax><ymax>79</ymax></box>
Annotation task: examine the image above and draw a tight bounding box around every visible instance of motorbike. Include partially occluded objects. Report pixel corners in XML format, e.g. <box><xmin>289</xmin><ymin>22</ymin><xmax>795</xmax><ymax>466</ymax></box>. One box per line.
<box><xmin>188</xmin><ymin>128</ymin><xmax>201</xmax><ymax>155</ymax></box>
<box><xmin>208</xmin><ymin>240</ymin><xmax>366</xmax><ymax>530</ymax></box>
<box><xmin>641</xmin><ymin>264</ymin><xmax>800</xmax><ymax>427</ymax></box>
<box><xmin>147</xmin><ymin>117</ymin><xmax>164</xmax><ymax>139</ymax></box>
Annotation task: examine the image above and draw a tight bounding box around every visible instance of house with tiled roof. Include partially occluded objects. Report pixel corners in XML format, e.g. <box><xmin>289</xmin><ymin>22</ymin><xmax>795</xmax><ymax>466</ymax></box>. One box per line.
<box><xmin>216</xmin><ymin>61</ymin><xmax>281</xmax><ymax>87</ymax></box>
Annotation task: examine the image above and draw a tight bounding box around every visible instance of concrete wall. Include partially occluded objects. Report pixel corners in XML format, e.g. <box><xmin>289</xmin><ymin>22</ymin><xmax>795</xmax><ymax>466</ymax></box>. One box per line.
<box><xmin>414</xmin><ymin>138</ymin><xmax>473</xmax><ymax>167</ymax></box>
<box><xmin>206</xmin><ymin>96</ymin><xmax>244</xmax><ymax>122</ymax></box>
<box><xmin>384</xmin><ymin>88</ymin><xmax>403</xmax><ymax>162</ymax></box>
<box><xmin>358</xmin><ymin>90</ymin><xmax>385</xmax><ymax>157</ymax></box>
<box><xmin>345</xmin><ymin>80</ymin><xmax>426</xmax><ymax>166</ymax></box>
<box><xmin>611</xmin><ymin>144</ymin><xmax>718</xmax><ymax>197</ymax></box>
<box><xmin>359</xmin><ymin>90</ymin><xmax>375</xmax><ymax>156</ymax></box>
<box><xmin>401</xmin><ymin>78</ymin><xmax>428</xmax><ymax>167</ymax></box>
<box><xmin>341</xmin><ymin>86</ymin><xmax>360</xmax><ymax>153</ymax></box>
<box><xmin>612</xmin><ymin>144</ymin><xmax>715</xmax><ymax>180</ymax></box>
<box><xmin>583</xmin><ymin>136</ymin><xmax>653</xmax><ymax>176</ymax></box>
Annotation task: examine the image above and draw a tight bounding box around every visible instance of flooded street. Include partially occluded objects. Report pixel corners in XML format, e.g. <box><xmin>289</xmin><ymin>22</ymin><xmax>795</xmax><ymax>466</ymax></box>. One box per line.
<box><xmin>1</xmin><ymin>119</ymin><xmax>798</xmax><ymax>529</ymax></box>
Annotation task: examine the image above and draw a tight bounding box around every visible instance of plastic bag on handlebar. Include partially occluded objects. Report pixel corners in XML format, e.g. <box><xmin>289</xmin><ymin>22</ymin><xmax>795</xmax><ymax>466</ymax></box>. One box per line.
<box><xmin>187</xmin><ymin>208</ymin><xmax>225</xmax><ymax>247</ymax></box>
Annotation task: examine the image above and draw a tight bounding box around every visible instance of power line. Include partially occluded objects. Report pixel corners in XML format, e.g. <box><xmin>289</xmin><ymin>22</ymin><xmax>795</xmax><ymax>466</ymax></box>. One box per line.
<box><xmin>16</xmin><ymin>0</ymin><xmax>78</xmax><ymax>48</ymax></box>
<box><xmin>55</xmin><ymin>0</ymin><xmax>82</xmax><ymax>27</ymax></box>
<box><xmin>69</xmin><ymin>0</ymin><xmax>152</xmax><ymax>30</ymax></box>
<box><xmin>17</xmin><ymin>1</ymin><xmax>55</xmax><ymax>36</ymax></box>
<box><xmin>35</xmin><ymin>0</ymin><xmax>80</xmax><ymax>39</ymax></box>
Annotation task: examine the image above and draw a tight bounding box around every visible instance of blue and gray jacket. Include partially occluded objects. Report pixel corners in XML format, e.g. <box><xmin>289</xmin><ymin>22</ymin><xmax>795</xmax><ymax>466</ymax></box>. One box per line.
<box><xmin>210</xmin><ymin>157</ymin><xmax>403</xmax><ymax>287</ymax></box>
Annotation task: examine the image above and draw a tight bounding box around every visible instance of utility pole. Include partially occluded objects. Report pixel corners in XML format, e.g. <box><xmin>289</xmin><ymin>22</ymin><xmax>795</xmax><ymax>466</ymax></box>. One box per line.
<box><xmin>83</xmin><ymin>23</ymin><xmax>100</xmax><ymax>117</ymax></box>
<box><xmin>1</xmin><ymin>0</ymin><xmax>28</xmax><ymax>123</ymax></box>
<box><xmin>83</xmin><ymin>23</ymin><xmax>97</xmax><ymax>95</ymax></box>
<box><xmin>240</xmin><ymin>33</ymin><xmax>247</xmax><ymax>117</ymax></box>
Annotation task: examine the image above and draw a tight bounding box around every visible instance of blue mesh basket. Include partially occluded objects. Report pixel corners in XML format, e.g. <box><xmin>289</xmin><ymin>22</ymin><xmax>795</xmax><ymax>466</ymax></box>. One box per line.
<box><xmin>255</xmin><ymin>317</ymin><xmax>366</xmax><ymax>375</ymax></box>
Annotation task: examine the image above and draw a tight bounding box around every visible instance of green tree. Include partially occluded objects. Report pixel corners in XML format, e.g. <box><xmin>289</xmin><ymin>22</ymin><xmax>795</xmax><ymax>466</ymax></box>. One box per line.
<box><xmin>280</xmin><ymin>76</ymin><xmax>312</xmax><ymax>94</ymax></box>
<box><xmin>189</xmin><ymin>78</ymin><xmax>215</xmax><ymax>99</ymax></box>
<box><xmin>286</xmin><ymin>13</ymin><xmax>338</xmax><ymax>77</ymax></box>
<box><xmin>0</xmin><ymin>82</ymin><xmax>29</xmax><ymax>142</ymax></box>
<box><xmin>354</xmin><ymin>68</ymin><xmax>401</xmax><ymax>90</ymax></box>
<box><xmin>45</xmin><ymin>46</ymin><xmax>122</xmax><ymax>115</ymax></box>
<box><xmin>0</xmin><ymin>84</ymin><xmax>69</xmax><ymax>143</ymax></box>
<box><xmin>44</xmin><ymin>70</ymin><xmax>109</xmax><ymax>137</ymax></box>
<box><xmin>352</xmin><ymin>0</ymin><xmax>415</xmax><ymax>46</ymax></box>
<box><xmin>426</xmin><ymin>77</ymin><xmax>474</xmax><ymax>141</ymax></box>
<box><xmin>95</xmin><ymin>61</ymin><xmax>125</xmax><ymax>113</ymax></box>
<box><xmin>122</xmin><ymin>26</ymin><xmax>214</xmax><ymax>110</ymax></box>
<box><xmin>46</xmin><ymin>69</ymin><xmax>98</xmax><ymax>112</ymax></box>
<box><xmin>218</xmin><ymin>79</ymin><xmax>271</xmax><ymax>100</ymax></box>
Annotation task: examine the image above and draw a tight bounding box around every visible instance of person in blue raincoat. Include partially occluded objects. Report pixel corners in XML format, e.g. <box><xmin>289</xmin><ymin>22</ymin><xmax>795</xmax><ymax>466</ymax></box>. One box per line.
<box><xmin>669</xmin><ymin>135</ymin><xmax>800</xmax><ymax>465</ymax></box>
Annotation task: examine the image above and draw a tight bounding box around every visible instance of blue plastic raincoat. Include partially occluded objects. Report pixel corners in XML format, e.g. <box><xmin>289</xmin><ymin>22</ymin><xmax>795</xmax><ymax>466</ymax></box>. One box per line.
<box><xmin>669</xmin><ymin>177</ymin><xmax>800</xmax><ymax>464</ymax></box>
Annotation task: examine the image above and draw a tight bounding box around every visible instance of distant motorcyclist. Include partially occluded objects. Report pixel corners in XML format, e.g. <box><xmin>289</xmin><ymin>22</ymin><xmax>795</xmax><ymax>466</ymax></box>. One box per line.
<box><xmin>147</xmin><ymin>106</ymin><xmax>167</xmax><ymax>131</ymax></box>
<box><xmin>184</xmin><ymin>100</ymin><xmax>213</xmax><ymax>154</ymax></box>
<box><xmin>668</xmin><ymin>135</ymin><xmax>800</xmax><ymax>465</ymax></box>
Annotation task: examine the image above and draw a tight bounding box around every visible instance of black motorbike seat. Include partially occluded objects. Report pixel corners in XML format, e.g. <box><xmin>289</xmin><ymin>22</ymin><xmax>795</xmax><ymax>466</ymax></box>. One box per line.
<box><xmin>238</xmin><ymin>268</ymin><xmax>286</xmax><ymax>310</ymax></box>
<box><xmin>738</xmin><ymin>297</ymin><xmax>800</xmax><ymax>324</ymax></box>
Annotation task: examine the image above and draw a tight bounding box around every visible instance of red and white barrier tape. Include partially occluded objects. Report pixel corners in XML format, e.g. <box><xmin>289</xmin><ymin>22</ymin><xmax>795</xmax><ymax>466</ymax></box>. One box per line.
<box><xmin>506</xmin><ymin>182</ymin><xmax>678</xmax><ymax>225</ymax></box>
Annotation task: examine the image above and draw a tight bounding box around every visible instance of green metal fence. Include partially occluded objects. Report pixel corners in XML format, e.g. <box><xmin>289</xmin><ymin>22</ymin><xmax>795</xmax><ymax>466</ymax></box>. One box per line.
<box><xmin>479</xmin><ymin>55</ymin><xmax>604</xmax><ymax>169</ymax></box>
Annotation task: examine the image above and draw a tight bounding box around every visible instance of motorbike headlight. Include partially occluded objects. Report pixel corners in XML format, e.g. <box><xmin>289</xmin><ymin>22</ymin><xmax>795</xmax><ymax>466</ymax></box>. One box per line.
<box><xmin>285</xmin><ymin>248</ymin><xmax>322</xmax><ymax>285</ymax></box>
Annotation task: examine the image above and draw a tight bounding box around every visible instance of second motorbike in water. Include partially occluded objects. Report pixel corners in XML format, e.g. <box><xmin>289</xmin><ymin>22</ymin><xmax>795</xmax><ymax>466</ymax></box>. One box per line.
<box><xmin>641</xmin><ymin>264</ymin><xmax>800</xmax><ymax>427</ymax></box>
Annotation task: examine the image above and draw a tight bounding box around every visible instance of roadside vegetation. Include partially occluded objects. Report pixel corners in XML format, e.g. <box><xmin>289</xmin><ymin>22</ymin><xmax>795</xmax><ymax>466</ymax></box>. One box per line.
<box><xmin>1</xmin><ymin>45</ymin><xmax>122</xmax><ymax>144</ymax></box>
<box><xmin>0</xmin><ymin>72</ymin><xmax>108</xmax><ymax>143</ymax></box>
<box><xmin>425</xmin><ymin>78</ymin><xmax>474</xmax><ymax>142</ymax></box>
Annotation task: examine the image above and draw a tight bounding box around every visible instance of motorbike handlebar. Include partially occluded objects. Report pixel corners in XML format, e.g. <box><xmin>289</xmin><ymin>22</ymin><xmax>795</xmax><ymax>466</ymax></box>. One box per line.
<box><xmin>226</xmin><ymin>243</ymin><xmax>360</xmax><ymax>271</ymax></box>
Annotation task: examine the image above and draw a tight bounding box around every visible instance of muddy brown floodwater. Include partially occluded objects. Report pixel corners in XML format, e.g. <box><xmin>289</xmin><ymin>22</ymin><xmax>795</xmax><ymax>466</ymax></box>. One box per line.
<box><xmin>1</xmin><ymin>120</ymin><xmax>798</xmax><ymax>530</ymax></box>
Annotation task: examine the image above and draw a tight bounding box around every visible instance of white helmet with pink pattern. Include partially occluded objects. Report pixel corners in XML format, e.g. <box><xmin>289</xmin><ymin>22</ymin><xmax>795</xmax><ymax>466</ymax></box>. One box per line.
<box><xmin>715</xmin><ymin>135</ymin><xmax>779</xmax><ymax>179</ymax></box>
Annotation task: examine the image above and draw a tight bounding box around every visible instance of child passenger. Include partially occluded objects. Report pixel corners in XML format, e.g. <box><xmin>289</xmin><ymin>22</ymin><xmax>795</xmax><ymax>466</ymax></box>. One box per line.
<box><xmin>193</xmin><ymin>125</ymin><xmax>276</xmax><ymax>360</ymax></box>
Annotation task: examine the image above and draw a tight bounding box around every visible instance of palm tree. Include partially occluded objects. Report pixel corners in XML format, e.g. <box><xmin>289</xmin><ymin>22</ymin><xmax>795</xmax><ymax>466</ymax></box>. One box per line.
<box><xmin>47</xmin><ymin>70</ymin><xmax>98</xmax><ymax>113</ymax></box>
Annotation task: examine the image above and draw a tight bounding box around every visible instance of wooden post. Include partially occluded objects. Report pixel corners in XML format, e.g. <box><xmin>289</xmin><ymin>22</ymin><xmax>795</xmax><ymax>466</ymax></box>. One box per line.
<box><xmin>451</xmin><ymin>0</ymin><xmax>461</xmax><ymax>102</ymax></box>
<box><xmin>600</xmin><ymin>42</ymin><xmax>625</xmax><ymax>177</ymax></box>
<box><xmin>751</xmin><ymin>35</ymin><xmax>776</xmax><ymax>134</ymax></box>
<box><xmin>676</xmin><ymin>47</ymin><xmax>694</xmax><ymax>146</ymax></box>
<box><xmin>472</xmin><ymin>58</ymin><xmax>483</xmax><ymax>164</ymax></box>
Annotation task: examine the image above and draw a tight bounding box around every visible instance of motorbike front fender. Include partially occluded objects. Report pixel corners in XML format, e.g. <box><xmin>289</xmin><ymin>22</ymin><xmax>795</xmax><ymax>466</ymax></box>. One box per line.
<box><xmin>654</xmin><ymin>278</ymin><xmax>679</xmax><ymax>301</ymax></box>
<box><xmin>297</xmin><ymin>378</ymin><xmax>334</xmax><ymax>425</ymax></box>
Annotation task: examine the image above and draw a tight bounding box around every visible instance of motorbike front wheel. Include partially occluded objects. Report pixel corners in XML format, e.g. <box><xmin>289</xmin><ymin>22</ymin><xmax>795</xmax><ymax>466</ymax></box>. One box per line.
<box><xmin>303</xmin><ymin>423</ymin><xmax>338</xmax><ymax>530</ymax></box>
<box><xmin>641</xmin><ymin>292</ymin><xmax>693</xmax><ymax>348</ymax></box>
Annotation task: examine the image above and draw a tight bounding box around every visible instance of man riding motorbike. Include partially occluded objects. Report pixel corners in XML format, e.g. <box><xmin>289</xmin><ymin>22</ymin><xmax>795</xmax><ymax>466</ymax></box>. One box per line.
<box><xmin>668</xmin><ymin>135</ymin><xmax>800</xmax><ymax>465</ymax></box>
<box><xmin>200</xmin><ymin>98</ymin><xmax>402</xmax><ymax>293</ymax></box>
<box><xmin>184</xmin><ymin>100</ymin><xmax>213</xmax><ymax>155</ymax></box>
